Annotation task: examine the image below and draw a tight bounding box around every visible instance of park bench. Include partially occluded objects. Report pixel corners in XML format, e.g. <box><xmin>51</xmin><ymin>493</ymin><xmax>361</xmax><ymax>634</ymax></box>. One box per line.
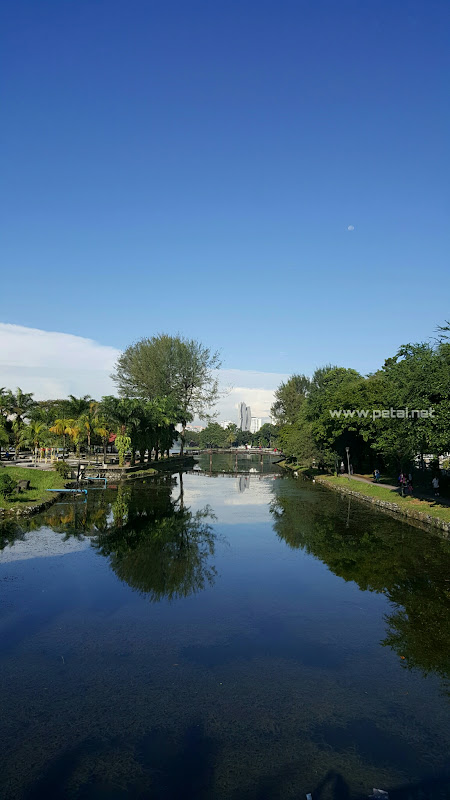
<box><xmin>16</xmin><ymin>479</ymin><xmax>31</xmax><ymax>493</ymax></box>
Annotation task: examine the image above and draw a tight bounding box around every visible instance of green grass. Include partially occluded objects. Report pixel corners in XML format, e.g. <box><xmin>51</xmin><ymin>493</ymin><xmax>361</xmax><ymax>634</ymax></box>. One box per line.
<box><xmin>277</xmin><ymin>460</ymin><xmax>321</xmax><ymax>477</ymax></box>
<box><xmin>358</xmin><ymin>472</ymin><xmax>395</xmax><ymax>485</ymax></box>
<box><xmin>0</xmin><ymin>466</ymin><xmax>64</xmax><ymax>510</ymax></box>
<box><xmin>319</xmin><ymin>475</ymin><xmax>450</xmax><ymax>524</ymax></box>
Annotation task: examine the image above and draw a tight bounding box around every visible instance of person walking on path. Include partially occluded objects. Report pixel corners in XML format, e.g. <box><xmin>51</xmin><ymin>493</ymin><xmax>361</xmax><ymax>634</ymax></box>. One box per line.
<box><xmin>432</xmin><ymin>476</ymin><xmax>440</xmax><ymax>496</ymax></box>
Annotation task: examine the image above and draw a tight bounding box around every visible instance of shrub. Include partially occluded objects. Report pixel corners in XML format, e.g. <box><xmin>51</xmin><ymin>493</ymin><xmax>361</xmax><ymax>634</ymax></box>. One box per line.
<box><xmin>0</xmin><ymin>473</ymin><xmax>16</xmax><ymax>499</ymax></box>
<box><xmin>53</xmin><ymin>460</ymin><xmax>72</xmax><ymax>479</ymax></box>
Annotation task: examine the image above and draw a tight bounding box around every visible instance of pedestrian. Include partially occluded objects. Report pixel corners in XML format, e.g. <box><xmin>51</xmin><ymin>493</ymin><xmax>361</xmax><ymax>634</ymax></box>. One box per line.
<box><xmin>375</xmin><ymin>469</ymin><xmax>380</xmax><ymax>482</ymax></box>
<box><xmin>340</xmin><ymin>461</ymin><xmax>345</xmax><ymax>475</ymax></box>
<box><xmin>407</xmin><ymin>478</ymin><xmax>413</xmax><ymax>495</ymax></box>
<box><xmin>432</xmin><ymin>476</ymin><xmax>440</xmax><ymax>496</ymax></box>
<box><xmin>350</xmin><ymin>464</ymin><xmax>353</xmax><ymax>475</ymax></box>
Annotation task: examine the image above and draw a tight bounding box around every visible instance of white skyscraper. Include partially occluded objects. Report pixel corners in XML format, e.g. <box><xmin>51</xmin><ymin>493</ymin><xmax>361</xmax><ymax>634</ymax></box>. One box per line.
<box><xmin>250</xmin><ymin>417</ymin><xmax>262</xmax><ymax>433</ymax></box>
<box><xmin>238</xmin><ymin>402</ymin><xmax>252</xmax><ymax>431</ymax></box>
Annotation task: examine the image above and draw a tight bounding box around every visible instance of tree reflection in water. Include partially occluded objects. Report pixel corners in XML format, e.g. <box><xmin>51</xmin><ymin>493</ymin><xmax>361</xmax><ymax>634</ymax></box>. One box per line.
<box><xmin>0</xmin><ymin>475</ymin><xmax>219</xmax><ymax>604</ymax></box>
<box><xmin>95</xmin><ymin>475</ymin><xmax>218</xmax><ymax>602</ymax></box>
<box><xmin>270</xmin><ymin>480</ymin><xmax>450</xmax><ymax>693</ymax></box>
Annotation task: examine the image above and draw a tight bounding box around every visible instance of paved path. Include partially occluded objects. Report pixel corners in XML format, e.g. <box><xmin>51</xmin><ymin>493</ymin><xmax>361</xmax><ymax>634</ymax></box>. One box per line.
<box><xmin>343</xmin><ymin>473</ymin><xmax>450</xmax><ymax>507</ymax></box>
<box><xmin>350</xmin><ymin>474</ymin><xmax>398</xmax><ymax>490</ymax></box>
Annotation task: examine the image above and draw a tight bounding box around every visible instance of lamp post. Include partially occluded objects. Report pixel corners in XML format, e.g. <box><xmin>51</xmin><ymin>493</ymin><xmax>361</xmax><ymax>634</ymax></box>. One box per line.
<box><xmin>345</xmin><ymin>446</ymin><xmax>350</xmax><ymax>481</ymax></box>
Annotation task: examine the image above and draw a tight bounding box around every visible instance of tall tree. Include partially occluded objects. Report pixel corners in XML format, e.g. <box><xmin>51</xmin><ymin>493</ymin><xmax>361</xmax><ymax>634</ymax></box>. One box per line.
<box><xmin>9</xmin><ymin>388</ymin><xmax>35</xmax><ymax>458</ymax></box>
<box><xmin>63</xmin><ymin>394</ymin><xmax>92</xmax><ymax>418</ymax></box>
<box><xmin>271</xmin><ymin>374</ymin><xmax>310</xmax><ymax>425</ymax></box>
<box><xmin>112</xmin><ymin>334</ymin><xmax>222</xmax><ymax>455</ymax></box>
<box><xmin>49</xmin><ymin>418</ymin><xmax>73</xmax><ymax>456</ymax></box>
<box><xmin>0</xmin><ymin>418</ymin><xmax>9</xmax><ymax>460</ymax></box>
<box><xmin>79</xmin><ymin>401</ymin><xmax>109</xmax><ymax>462</ymax></box>
<box><xmin>25</xmin><ymin>421</ymin><xmax>48</xmax><ymax>462</ymax></box>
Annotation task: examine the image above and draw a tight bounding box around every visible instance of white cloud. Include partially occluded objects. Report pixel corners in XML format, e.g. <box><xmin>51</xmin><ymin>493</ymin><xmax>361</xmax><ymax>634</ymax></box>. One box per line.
<box><xmin>0</xmin><ymin>323</ymin><xmax>120</xmax><ymax>399</ymax></box>
<box><xmin>347</xmin><ymin>225</ymin><xmax>355</xmax><ymax>231</ymax></box>
<box><xmin>0</xmin><ymin>324</ymin><xmax>288</xmax><ymax>418</ymax></box>
<box><xmin>215</xmin><ymin>368</ymin><xmax>289</xmax><ymax>422</ymax></box>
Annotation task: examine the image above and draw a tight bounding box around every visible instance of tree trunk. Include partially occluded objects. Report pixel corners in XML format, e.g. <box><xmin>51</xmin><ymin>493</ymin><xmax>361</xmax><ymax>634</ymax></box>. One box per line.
<box><xmin>180</xmin><ymin>422</ymin><xmax>186</xmax><ymax>457</ymax></box>
<box><xmin>103</xmin><ymin>437</ymin><xmax>107</xmax><ymax>463</ymax></box>
<box><xmin>179</xmin><ymin>472</ymin><xmax>184</xmax><ymax>510</ymax></box>
<box><xmin>131</xmin><ymin>446</ymin><xmax>136</xmax><ymax>466</ymax></box>
<box><xmin>154</xmin><ymin>444</ymin><xmax>159</xmax><ymax>461</ymax></box>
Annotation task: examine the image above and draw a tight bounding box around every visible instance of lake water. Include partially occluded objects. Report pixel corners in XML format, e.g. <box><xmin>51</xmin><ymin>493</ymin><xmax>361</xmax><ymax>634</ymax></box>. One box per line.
<box><xmin>1</xmin><ymin>455</ymin><xmax>449</xmax><ymax>799</ymax></box>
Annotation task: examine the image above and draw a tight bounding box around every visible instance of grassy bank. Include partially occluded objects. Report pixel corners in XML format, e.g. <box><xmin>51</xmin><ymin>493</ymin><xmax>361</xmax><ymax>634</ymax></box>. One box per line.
<box><xmin>0</xmin><ymin>466</ymin><xmax>63</xmax><ymax>511</ymax></box>
<box><xmin>277</xmin><ymin>460</ymin><xmax>321</xmax><ymax>479</ymax></box>
<box><xmin>318</xmin><ymin>475</ymin><xmax>450</xmax><ymax>527</ymax></box>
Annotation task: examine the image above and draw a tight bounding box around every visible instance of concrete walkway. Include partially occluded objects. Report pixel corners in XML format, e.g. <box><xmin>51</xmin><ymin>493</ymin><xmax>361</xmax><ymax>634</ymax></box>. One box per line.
<box><xmin>349</xmin><ymin>474</ymin><xmax>398</xmax><ymax>490</ymax></box>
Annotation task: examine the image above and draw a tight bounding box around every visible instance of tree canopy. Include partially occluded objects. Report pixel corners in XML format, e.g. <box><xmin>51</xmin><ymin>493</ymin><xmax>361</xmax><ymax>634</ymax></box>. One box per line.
<box><xmin>112</xmin><ymin>334</ymin><xmax>222</xmax><ymax>454</ymax></box>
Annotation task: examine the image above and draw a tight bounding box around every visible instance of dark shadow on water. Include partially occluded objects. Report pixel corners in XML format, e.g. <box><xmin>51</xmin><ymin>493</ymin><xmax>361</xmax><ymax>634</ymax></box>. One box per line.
<box><xmin>312</xmin><ymin>719</ymin><xmax>420</xmax><ymax>775</ymax></box>
<box><xmin>24</xmin><ymin>738</ymin><xmax>109</xmax><ymax>800</ymax></box>
<box><xmin>136</xmin><ymin>722</ymin><xmax>218</xmax><ymax>798</ymax></box>
<box><xmin>23</xmin><ymin>723</ymin><xmax>218</xmax><ymax>800</ymax></box>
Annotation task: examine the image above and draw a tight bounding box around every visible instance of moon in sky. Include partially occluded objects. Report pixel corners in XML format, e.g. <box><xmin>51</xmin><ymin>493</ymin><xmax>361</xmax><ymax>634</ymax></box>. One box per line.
<box><xmin>347</xmin><ymin>225</ymin><xmax>355</xmax><ymax>231</ymax></box>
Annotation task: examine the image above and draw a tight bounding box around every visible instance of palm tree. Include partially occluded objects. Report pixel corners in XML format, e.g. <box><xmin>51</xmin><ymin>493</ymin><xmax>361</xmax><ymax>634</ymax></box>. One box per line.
<box><xmin>10</xmin><ymin>388</ymin><xmax>35</xmax><ymax>458</ymax></box>
<box><xmin>10</xmin><ymin>388</ymin><xmax>35</xmax><ymax>421</ymax></box>
<box><xmin>66</xmin><ymin>419</ymin><xmax>83</xmax><ymax>460</ymax></box>
<box><xmin>25</xmin><ymin>421</ymin><xmax>48</xmax><ymax>462</ymax></box>
<box><xmin>79</xmin><ymin>402</ymin><xmax>109</xmax><ymax>463</ymax></box>
<box><xmin>49</xmin><ymin>418</ymin><xmax>73</xmax><ymax>457</ymax></box>
<box><xmin>100</xmin><ymin>397</ymin><xmax>141</xmax><ymax>465</ymax></box>
<box><xmin>0</xmin><ymin>388</ymin><xmax>13</xmax><ymax>419</ymax></box>
<box><xmin>63</xmin><ymin>394</ymin><xmax>92</xmax><ymax>418</ymax></box>
<box><xmin>0</xmin><ymin>419</ymin><xmax>9</xmax><ymax>461</ymax></box>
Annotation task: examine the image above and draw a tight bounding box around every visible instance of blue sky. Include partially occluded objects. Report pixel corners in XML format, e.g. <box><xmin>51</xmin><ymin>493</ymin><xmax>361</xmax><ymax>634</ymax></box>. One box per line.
<box><xmin>1</xmin><ymin>0</ymin><xmax>449</xmax><ymax>394</ymax></box>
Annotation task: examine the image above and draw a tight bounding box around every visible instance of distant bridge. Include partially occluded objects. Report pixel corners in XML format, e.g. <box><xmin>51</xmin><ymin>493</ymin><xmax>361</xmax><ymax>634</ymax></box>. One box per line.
<box><xmin>184</xmin><ymin>448</ymin><xmax>283</xmax><ymax>457</ymax></box>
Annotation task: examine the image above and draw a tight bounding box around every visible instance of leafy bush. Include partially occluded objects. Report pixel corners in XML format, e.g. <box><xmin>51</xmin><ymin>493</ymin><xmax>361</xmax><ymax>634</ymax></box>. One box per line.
<box><xmin>53</xmin><ymin>460</ymin><xmax>72</xmax><ymax>478</ymax></box>
<box><xmin>0</xmin><ymin>473</ymin><xmax>16</xmax><ymax>498</ymax></box>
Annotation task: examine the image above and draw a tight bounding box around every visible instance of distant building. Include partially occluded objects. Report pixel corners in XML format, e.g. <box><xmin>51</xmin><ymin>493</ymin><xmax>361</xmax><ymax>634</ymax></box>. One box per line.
<box><xmin>250</xmin><ymin>417</ymin><xmax>262</xmax><ymax>433</ymax></box>
<box><xmin>219</xmin><ymin>420</ymin><xmax>233</xmax><ymax>429</ymax></box>
<box><xmin>185</xmin><ymin>424</ymin><xmax>205</xmax><ymax>432</ymax></box>
<box><xmin>238</xmin><ymin>402</ymin><xmax>252</xmax><ymax>431</ymax></box>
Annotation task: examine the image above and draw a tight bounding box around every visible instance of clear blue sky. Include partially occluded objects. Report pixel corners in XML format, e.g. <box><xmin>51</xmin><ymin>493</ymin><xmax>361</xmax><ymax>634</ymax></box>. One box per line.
<box><xmin>2</xmin><ymin>0</ymin><xmax>449</xmax><ymax>377</ymax></box>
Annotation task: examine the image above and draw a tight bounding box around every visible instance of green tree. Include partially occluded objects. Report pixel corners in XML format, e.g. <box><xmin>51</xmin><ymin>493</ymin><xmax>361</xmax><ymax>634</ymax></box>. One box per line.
<box><xmin>271</xmin><ymin>374</ymin><xmax>310</xmax><ymax>425</ymax></box>
<box><xmin>112</xmin><ymin>334</ymin><xmax>222</xmax><ymax>456</ymax></box>
<box><xmin>79</xmin><ymin>401</ymin><xmax>109</xmax><ymax>462</ymax></box>
<box><xmin>9</xmin><ymin>388</ymin><xmax>35</xmax><ymax>458</ymax></box>
<box><xmin>0</xmin><ymin>388</ymin><xmax>13</xmax><ymax>419</ymax></box>
<box><xmin>0</xmin><ymin>473</ymin><xmax>16</xmax><ymax>499</ymax></box>
<box><xmin>0</xmin><ymin>418</ymin><xmax>9</xmax><ymax>460</ymax></box>
<box><xmin>49</xmin><ymin>418</ymin><xmax>73</xmax><ymax>457</ymax></box>
<box><xmin>225</xmin><ymin>423</ymin><xmax>239</xmax><ymax>448</ymax></box>
<box><xmin>62</xmin><ymin>394</ymin><xmax>92</xmax><ymax>418</ymax></box>
<box><xmin>100</xmin><ymin>397</ymin><xmax>143</xmax><ymax>465</ymax></box>
<box><xmin>199</xmin><ymin>423</ymin><xmax>227</xmax><ymax>449</ymax></box>
<box><xmin>25</xmin><ymin>420</ymin><xmax>48</xmax><ymax>462</ymax></box>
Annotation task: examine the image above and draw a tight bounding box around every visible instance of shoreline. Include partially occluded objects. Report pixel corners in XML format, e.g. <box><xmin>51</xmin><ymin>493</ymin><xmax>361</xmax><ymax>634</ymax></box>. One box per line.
<box><xmin>315</xmin><ymin>475</ymin><xmax>450</xmax><ymax>534</ymax></box>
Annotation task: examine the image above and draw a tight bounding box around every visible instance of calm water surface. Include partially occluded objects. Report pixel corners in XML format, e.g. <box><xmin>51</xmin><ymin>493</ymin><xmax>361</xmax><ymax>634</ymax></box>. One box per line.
<box><xmin>1</xmin><ymin>455</ymin><xmax>449</xmax><ymax>799</ymax></box>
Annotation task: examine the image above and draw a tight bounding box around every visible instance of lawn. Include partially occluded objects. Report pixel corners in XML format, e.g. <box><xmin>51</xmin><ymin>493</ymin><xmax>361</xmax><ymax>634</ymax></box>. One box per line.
<box><xmin>319</xmin><ymin>475</ymin><xmax>450</xmax><ymax>524</ymax></box>
<box><xmin>0</xmin><ymin>466</ymin><xmax>64</xmax><ymax>510</ymax></box>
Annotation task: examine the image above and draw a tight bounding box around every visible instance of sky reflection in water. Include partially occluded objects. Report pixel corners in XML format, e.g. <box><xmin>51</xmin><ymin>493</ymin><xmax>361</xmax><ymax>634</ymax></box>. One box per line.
<box><xmin>0</xmin><ymin>455</ymin><xmax>449</xmax><ymax>799</ymax></box>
